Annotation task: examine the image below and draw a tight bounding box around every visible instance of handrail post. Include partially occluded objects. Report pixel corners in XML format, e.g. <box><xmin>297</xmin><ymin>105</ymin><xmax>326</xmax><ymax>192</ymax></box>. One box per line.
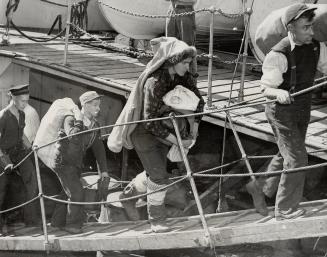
<box><xmin>206</xmin><ymin>7</ymin><xmax>215</xmax><ymax>109</ymax></box>
<box><xmin>238</xmin><ymin>7</ymin><xmax>252</xmax><ymax>102</ymax></box>
<box><xmin>63</xmin><ymin>0</ymin><xmax>72</xmax><ymax>65</ymax></box>
<box><xmin>170</xmin><ymin>113</ymin><xmax>215</xmax><ymax>248</ymax></box>
<box><xmin>33</xmin><ymin>146</ymin><xmax>50</xmax><ymax>252</ymax></box>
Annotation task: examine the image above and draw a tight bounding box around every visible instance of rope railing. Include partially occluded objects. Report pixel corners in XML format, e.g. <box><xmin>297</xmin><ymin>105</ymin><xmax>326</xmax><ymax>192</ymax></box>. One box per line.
<box><xmin>0</xmin><ymin>195</ymin><xmax>40</xmax><ymax>214</ymax></box>
<box><xmin>43</xmin><ymin>175</ymin><xmax>188</xmax><ymax>205</ymax></box>
<box><xmin>193</xmin><ymin>160</ymin><xmax>327</xmax><ymax>179</ymax></box>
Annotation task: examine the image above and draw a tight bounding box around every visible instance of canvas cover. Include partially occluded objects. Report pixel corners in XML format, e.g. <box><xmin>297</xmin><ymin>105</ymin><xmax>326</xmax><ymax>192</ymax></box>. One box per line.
<box><xmin>33</xmin><ymin>98</ymin><xmax>77</xmax><ymax>169</ymax></box>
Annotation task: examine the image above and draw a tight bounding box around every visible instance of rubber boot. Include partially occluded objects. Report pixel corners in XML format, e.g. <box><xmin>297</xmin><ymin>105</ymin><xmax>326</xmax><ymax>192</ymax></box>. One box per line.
<box><xmin>246</xmin><ymin>180</ymin><xmax>269</xmax><ymax>216</ymax></box>
<box><xmin>147</xmin><ymin>178</ymin><xmax>170</xmax><ymax>233</ymax></box>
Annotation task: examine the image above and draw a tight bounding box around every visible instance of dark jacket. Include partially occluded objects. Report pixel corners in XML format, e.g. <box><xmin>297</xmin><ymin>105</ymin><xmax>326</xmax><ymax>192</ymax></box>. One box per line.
<box><xmin>55</xmin><ymin>115</ymin><xmax>108</xmax><ymax>174</ymax></box>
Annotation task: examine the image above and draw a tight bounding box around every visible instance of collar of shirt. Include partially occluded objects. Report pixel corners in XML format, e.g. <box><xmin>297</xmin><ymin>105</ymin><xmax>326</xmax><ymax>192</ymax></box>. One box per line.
<box><xmin>288</xmin><ymin>32</ymin><xmax>303</xmax><ymax>51</ymax></box>
<box><xmin>81</xmin><ymin>110</ymin><xmax>94</xmax><ymax>128</ymax></box>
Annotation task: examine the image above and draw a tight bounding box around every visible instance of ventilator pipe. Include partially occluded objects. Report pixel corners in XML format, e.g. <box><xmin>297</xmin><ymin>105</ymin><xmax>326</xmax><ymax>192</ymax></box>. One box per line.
<box><xmin>206</xmin><ymin>6</ymin><xmax>215</xmax><ymax>109</ymax></box>
<box><xmin>33</xmin><ymin>146</ymin><xmax>50</xmax><ymax>252</ymax></box>
<box><xmin>238</xmin><ymin>6</ymin><xmax>253</xmax><ymax>102</ymax></box>
<box><xmin>170</xmin><ymin>113</ymin><xmax>215</xmax><ymax>248</ymax></box>
<box><xmin>63</xmin><ymin>0</ymin><xmax>72</xmax><ymax>66</ymax></box>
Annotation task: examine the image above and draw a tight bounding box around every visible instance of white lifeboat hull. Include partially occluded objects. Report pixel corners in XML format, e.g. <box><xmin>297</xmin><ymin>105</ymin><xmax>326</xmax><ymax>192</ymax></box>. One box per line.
<box><xmin>98</xmin><ymin>0</ymin><xmax>244</xmax><ymax>40</ymax></box>
<box><xmin>247</xmin><ymin>0</ymin><xmax>327</xmax><ymax>62</ymax></box>
<box><xmin>0</xmin><ymin>0</ymin><xmax>111</xmax><ymax>31</ymax></box>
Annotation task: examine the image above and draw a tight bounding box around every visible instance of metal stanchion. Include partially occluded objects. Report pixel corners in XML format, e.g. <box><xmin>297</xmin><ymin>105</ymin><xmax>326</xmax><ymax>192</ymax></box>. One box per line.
<box><xmin>225</xmin><ymin>112</ymin><xmax>255</xmax><ymax>181</ymax></box>
<box><xmin>238</xmin><ymin>7</ymin><xmax>252</xmax><ymax>102</ymax></box>
<box><xmin>206</xmin><ymin>7</ymin><xmax>215</xmax><ymax>109</ymax></box>
<box><xmin>63</xmin><ymin>0</ymin><xmax>72</xmax><ymax>65</ymax></box>
<box><xmin>33</xmin><ymin>147</ymin><xmax>50</xmax><ymax>252</ymax></box>
<box><xmin>170</xmin><ymin>113</ymin><xmax>215</xmax><ymax>248</ymax></box>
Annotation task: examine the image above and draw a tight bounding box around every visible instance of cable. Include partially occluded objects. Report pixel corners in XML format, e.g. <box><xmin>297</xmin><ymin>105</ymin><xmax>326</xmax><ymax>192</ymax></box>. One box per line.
<box><xmin>10</xmin><ymin>21</ymin><xmax>66</xmax><ymax>42</ymax></box>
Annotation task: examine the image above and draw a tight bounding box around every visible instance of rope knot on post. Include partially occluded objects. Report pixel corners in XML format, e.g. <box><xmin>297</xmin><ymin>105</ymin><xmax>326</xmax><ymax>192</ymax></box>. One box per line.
<box><xmin>245</xmin><ymin>7</ymin><xmax>253</xmax><ymax>16</ymax></box>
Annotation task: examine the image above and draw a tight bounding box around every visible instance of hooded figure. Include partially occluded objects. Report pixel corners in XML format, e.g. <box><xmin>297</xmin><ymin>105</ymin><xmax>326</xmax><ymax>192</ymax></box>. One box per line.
<box><xmin>108</xmin><ymin>37</ymin><xmax>204</xmax><ymax>232</ymax></box>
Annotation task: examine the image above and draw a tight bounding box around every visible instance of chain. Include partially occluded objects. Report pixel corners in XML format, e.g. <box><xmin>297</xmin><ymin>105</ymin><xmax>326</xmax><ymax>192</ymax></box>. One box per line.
<box><xmin>70</xmin><ymin>24</ymin><xmax>154</xmax><ymax>58</ymax></box>
<box><xmin>70</xmin><ymin>24</ymin><xmax>261</xmax><ymax>66</ymax></box>
<box><xmin>98</xmin><ymin>1</ymin><xmax>243</xmax><ymax>19</ymax></box>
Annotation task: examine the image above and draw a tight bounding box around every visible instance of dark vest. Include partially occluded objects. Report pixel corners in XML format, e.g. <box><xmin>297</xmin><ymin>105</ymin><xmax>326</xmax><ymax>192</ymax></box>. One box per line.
<box><xmin>271</xmin><ymin>37</ymin><xmax>320</xmax><ymax>95</ymax></box>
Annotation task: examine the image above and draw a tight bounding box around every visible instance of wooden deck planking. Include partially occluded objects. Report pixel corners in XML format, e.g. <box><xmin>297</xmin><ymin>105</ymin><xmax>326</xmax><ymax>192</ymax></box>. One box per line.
<box><xmin>1</xmin><ymin>200</ymin><xmax>327</xmax><ymax>251</ymax></box>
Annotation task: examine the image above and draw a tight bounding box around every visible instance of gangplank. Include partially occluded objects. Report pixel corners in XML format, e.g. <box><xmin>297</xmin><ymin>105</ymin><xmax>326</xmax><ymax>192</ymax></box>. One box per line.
<box><xmin>0</xmin><ymin>199</ymin><xmax>327</xmax><ymax>252</ymax></box>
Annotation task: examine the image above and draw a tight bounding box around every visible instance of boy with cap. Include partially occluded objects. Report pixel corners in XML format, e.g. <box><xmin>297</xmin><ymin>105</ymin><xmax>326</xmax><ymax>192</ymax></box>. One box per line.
<box><xmin>246</xmin><ymin>4</ymin><xmax>327</xmax><ymax>220</ymax></box>
<box><xmin>0</xmin><ymin>84</ymin><xmax>40</xmax><ymax>232</ymax></box>
<box><xmin>51</xmin><ymin>91</ymin><xmax>110</xmax><ymax>234</ymax></box>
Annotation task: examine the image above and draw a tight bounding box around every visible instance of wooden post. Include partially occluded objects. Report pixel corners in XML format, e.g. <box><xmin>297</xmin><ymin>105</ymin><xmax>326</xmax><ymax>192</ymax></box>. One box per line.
<box><xmin>170</xmin><ymin>114</ymin><xmax>215</xmax><ymax>248</ymax></box>
<box><xmin>238</xmin><ymin>7</ymin><xmax>252</xmax><ymax>102</ymax></box>
<box><xmin>33</xmin><ymin>147</ymin><xmax>50</xmax><ymax>252</ymax></box>
<box><xmin>225</xmin><ymin>112</ymin><xmax>255</xmax><ymax>181</ymax></box>
<box><xmin>63</xmin><ymin>0</ymin><xmax>72</xmax><ymax>66</ymax></box>
<box><xmin>206</xmin><ymin>7</ymin><xmax>215</xmax><ymax>109</ymax></box>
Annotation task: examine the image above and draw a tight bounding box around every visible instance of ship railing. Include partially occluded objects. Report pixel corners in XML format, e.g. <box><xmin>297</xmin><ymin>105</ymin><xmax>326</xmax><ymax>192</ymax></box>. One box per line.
<box><xmin>0</xmin><ymin>78</ymin><xmax>326</xmax><ymax>251</ymax></box>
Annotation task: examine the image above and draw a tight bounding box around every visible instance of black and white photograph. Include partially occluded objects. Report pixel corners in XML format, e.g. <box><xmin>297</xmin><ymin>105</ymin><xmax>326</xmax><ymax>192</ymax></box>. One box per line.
<box><xmin>0</xmin><ymin>0</ymin><xmax>327</xmax><ymax>256</ymax></box>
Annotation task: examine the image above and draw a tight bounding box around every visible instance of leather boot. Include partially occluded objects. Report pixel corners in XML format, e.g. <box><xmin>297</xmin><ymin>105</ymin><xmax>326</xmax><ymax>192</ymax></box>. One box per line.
<box><xmin>150</xmin><ymin>220</ymin><xmax>171</xmax><ymax>233</ymax></box>
<box><xmin>275</xmin><ymin>208</ymin><xmax>306</xmax><ymax>221</ymax></box>
<box><xmin>246</xmin><ymin>180</ymin><xmax>269</xmax><ymax>216</ymax></box>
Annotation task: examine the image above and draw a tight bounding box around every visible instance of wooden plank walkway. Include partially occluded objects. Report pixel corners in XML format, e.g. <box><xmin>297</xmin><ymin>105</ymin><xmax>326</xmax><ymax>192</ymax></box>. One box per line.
<box><xmin>0</xmin><ymin>199</ymin><xmax>327</xmax><ymax>251</ymax></box>
<box><xmin>1</xmin><ymin>30</ymin><xmax>327</xmax><ymax>159</ymax></box>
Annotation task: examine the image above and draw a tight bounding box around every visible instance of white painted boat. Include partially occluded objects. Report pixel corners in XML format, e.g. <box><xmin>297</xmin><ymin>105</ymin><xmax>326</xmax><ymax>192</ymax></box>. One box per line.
<box><xmin>247</xmin><ymin>0</ymin><xmax>327</xmax><ymax>62</ymax></box>
<box><xmin>98</xmin><ymin>0</ymin><xmax>244</xmax><ymax>40</ymax></box>
<box><xmin>0</xmin><ymin>0</ymin><xmax>111</xmax><ymax>32</ymax></box>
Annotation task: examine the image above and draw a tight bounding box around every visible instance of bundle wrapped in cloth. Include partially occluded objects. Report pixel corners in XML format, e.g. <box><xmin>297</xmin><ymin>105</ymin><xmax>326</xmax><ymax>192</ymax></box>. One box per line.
<box><xmin>255</xmin><ymin>4</ymin><xmax>327</xmax><ymax>56</ymax></box>
<box><xmin>163</xmin><ymin>85</ymin><xmax>199</xmax><ymax>162</ymax></box>
<box><xmin>33</xmin><ymin>98</ymin><xmax>78</xmax><ymax>169</ymax></box>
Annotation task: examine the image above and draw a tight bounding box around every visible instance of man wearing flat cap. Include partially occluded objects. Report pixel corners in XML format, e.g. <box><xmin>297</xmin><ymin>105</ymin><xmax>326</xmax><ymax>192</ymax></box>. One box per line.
<box><xmin>51</xmin><ymin>91</ymin><xmax>110</xmax><ymax>234</ymax></box>
<box><xmin>246</xmin><ymin>4</ymin><xmax>327</xmax><ymax>220</ymax></box>
<box><xmin>0</xmin><ymin>84</ymin><xmax>40</xmax><ymax>233</ymax></box>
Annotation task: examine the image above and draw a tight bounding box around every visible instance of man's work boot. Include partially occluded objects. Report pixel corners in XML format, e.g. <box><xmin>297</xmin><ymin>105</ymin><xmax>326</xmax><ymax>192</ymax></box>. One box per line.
<box><xmin>119</xmin><ymin>192</ymin><xmax>141</xmax><ymax>221</ymax></box>
<box><xmin>150</xmin><ymin>220</ymin><xmax>171</xmax><ymax>233</ymax></box>
<box><xmin>275</xmin><ymin>208</ymin><xmax>306</xmax><ymax>221</ymax></box>
<box><xmin>246</xmin><ymin>180</ymin><xmax>269</xmax><ymax>216</ymax></box>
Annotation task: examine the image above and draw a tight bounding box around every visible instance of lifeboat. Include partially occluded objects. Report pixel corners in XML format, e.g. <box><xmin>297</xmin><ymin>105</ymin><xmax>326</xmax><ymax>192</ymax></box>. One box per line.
<box><xmin>98</xmin><ymin>0</ymin><xmax>244</xmax><ymax>40</ymax></box>
<box><xmin>0</xmin><ymin>0</ymin><xmax>111</xmax><ymax>32</ymax></box>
